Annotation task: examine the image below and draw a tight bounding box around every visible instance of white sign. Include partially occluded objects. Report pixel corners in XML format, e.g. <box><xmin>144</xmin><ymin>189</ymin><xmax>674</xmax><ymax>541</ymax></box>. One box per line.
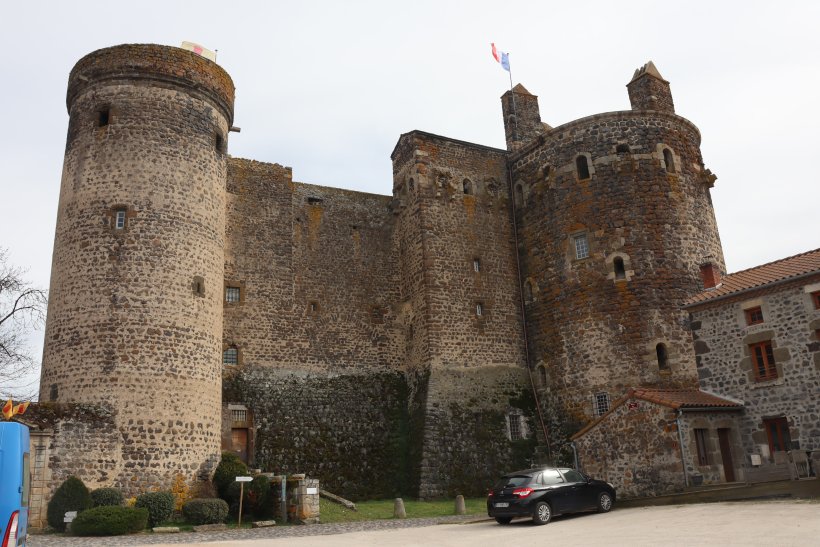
<box><xmin>235</xmin><ymin>476</ymin><xmax>253</xmax><ymax>482</ymax></box>
<box><xmin>64</xmin><ymin>511</ymin><xmax>77</xmax><ymax>523</ymax></box>
<box><xmin>306</xmin><ymin>487</ymin><xmax>318</xmax><ymax>495</ymax></box>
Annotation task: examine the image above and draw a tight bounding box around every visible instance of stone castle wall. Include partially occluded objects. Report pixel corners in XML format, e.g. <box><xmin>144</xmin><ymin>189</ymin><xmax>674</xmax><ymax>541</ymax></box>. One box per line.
<box><xmin>511</xmin><ymin>110</ymin><xmax>724</xmax><ymax>423</ymax></box>
<box><xmin>39</xmin><ymin>44</ymin><xmax>233</xmax><ymax>493</ymax></box>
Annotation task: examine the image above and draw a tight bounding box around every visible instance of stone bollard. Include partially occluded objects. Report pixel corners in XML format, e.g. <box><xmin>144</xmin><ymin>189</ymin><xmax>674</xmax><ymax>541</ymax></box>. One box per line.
<box><xmin>393</xmin><ymin>498</ymin><xmax>407</xmax><ymax>519</ymax></box>
<box><xmin>455</xmin><ymin>495</ymin><xmax>466</xmax><ymax>515</ymax></box>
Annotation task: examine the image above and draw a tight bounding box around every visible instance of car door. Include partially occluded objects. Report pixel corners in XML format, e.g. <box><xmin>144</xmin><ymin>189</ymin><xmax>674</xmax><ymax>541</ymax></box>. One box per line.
<box><xmin>559</xmin><ymin>469</ymin><xmax>595</xmax><ymax>511</ymax></box>
<box><xmin>539</xmin><ymin>468</ymin><xmax>570</xmax><ymax>513</ymax></box>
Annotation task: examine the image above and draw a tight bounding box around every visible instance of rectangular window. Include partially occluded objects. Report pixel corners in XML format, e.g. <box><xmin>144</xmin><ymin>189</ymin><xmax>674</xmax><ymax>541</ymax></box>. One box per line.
<box><xmin>473</xmin><ymin>258</ymin><xmax>481</xmax><ymax>273</ymax></box>
<box><xmin>812</xmin><ymin>291</ymin><xmax>820</xmax><ymax>310</ymax></box>
<box><xmin>694</xmin><ymin>428</ymin><xmax>709</xmax><ymax>466</ymax></box>
<box><xmin>225</xmin><ymin>286</ymin><xmax>241</xmax><ymax>303</ymax></box>
<box><xmin>764</xmin><ymin>417</ymin><xmax>791</xmax><ymax>455</ymax></box>
<box><xmin>114</xmin><ymin>209</ymin><xmax>126</xmax><ymax>229</ymax></box>
<box><xmin>223</xmin><ymin>347</ymin><xmax>238</xmax><ymax>366</ymax></box>
<box><xmin>476</xmin><ymin>302</ymin><xmax>484</xmax><ymax>317</ymax></box>
<box><xmin>508</xmin><ymin>414</ymin><xmax>522</xmax><ymax>441</ymax></box>
<box><xmin>750</xmin><ymin>341</ymin><xmax>777</xmax><ymax>381</ymax></box>
<box><xmin>594</xmin><ymin>392</ymin><xmax>610</xmax><ymax>416</ymax></box>
<box><xmin>574</xmin><ymin>234</ymin><xmax>589</xmax><ymax>259</ymax></box>
<box><xmin>231</xmin><ymin>408</ymin><xmax>247</xmax><ymax>424</ymax></box>
<box><xmin>745</xmin><ymin>306</ymin><xmax>764</xmax><ymax>325</ymax></box>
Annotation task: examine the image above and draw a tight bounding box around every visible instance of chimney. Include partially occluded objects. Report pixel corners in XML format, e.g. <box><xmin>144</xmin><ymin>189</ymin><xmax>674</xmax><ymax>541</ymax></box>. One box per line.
<box><xmin>699</xmin><ymin>262</ymin><xmax>721</xmax><ymax>290</ymax></box>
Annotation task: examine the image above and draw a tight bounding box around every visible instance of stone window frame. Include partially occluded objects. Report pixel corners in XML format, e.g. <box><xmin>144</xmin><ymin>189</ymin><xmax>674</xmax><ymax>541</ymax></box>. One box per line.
<box><xmin>575</xmin><ymin>153</ymin><xmax>594</xmax><ymax>181</ymax></box>
<box><xmin>475</xmin><ymin>301</ymin><xmax>485</xmax><ymax>318</ymax></box>
<box><xmin>656</xmin><ymin>143</ymin><xmax>679</xmax><ymax>175</ymax></box>
<box><xmin>224</xmin><ymin>280</ymin><xmax>246</xmax><ymax>305</ymax></box>
<box><xmin>524</xmin><ymin>278</ymin><xmax>535</xmax><ymax>304</ymax></box>
<box><xmin>97</xmin><ymin>106</ymin><xmax>111</xmax><ymax>128</ymax></box>
<box><xmin>106</xmin><ymin>204</ymin><xmax>136</xmax><ymax>234</ymax></box>
<box><xmin>462</xmin><ymin>178</ymin><xmax>473</xmax><ymax>195</ymax></box>
<box><xmin>809</xmin><ymin>290</ymin><xmax>820</xmax><ymax>310</ymax></box>
<box><xmin>646</xmin><ymin>339</ymin><xmax>675</xmax><ymax>375</ymax></box>
<box><xmin>605</xmin><ymin>252</ymin><xmax>633</xmax><ymax>282</ymax></box>
<box><xmin>215</xmin><ymin>131</ymin><xmax>226</xmax><ymax>155</ymax></box>
<box><xmin>308</xmin><ymin>301</ymin><xmax>320</xmax><ymax>316</ymax></box>
<box><xmin>739</xmin><ymin>298</ymin><xmax>767</xmax><ymax>329</ymax></box>
<box><xmin>742</xmin><ymin>330</ymin><xmax>789</xmax><ymax>387</ymax></box>
<box><xmin>537</xmin><ymin>364</ymin><xmax>548</xmax><ymax>387</ymax></box>
<box><xmin>506</xmin><ymin>409</ymin><xmax>528</xmax><ymax>441</ymax></box>
<box><xmin>222</xmin><ymin>345</ymin><xmax>241</xmax><ymax>367</ymax></box>
<box><xmin>192</xmin><ymin>275</ymin><xmax>206</xmax><ymax>298</ymax></box>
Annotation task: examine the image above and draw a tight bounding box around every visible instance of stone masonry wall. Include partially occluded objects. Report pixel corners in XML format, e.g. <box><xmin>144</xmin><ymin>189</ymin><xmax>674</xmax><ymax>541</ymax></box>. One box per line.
<box><xmin>40</xmin><ymin>45</ymin><xmax>232</xmax><ymax>494</ymax></box>
<box><xmin>690</xmin><ymin>275</ymin><xmax>820</xmax><ymax>459</ymax></box>
<box><xmin>573</xmin><ymin>399</ymin><xmax>686</xmax><ymax>498</ymax></box>
<box><xmin>512</xmin><ymin>110</ymin><xmax>724</xmax><ymax>424</ymax></box>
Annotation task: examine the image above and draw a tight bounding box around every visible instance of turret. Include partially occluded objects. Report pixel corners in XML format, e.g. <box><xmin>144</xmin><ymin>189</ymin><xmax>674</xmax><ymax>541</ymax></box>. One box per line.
<box><xmin>627</xmin><ymin>61</ymin><xmax>675</xmax><ymax>113</ymax></box>
<box><xmin>502</xmin><ymin>84</ymin><xmax>547</xmax><ymax>150</ymax></box>
<box><xmin>40</xmin><ymin>44</ymin><xmax>234</xmax><ymax>492</ymax></box>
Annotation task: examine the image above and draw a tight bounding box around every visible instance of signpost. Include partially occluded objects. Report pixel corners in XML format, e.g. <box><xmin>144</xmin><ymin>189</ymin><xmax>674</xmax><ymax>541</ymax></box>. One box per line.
<box><xmin>235</xmin><ymin>476</ymin><xmax>253</xmax><ymax>527</ymax></box>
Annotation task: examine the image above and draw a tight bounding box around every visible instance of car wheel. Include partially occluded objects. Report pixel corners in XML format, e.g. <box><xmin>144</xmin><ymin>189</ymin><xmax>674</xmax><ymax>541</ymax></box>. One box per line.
<box><xmin>532</xmin><ymin>501</ymin><xmax>552</xmax><ymax>525</ymax></box>
<box><xmin>597</xmin><ymin>491</ymin><xmax>613</xmax><ymax>513</ymax></box>
<box><xmin>495</xmin><ymin>517</ymin><xmax>513</xmax><ymax>525</ymax></box>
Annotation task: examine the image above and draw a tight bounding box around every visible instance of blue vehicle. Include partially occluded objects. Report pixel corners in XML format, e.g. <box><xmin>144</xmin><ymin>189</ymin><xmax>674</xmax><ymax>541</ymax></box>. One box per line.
<box><xmin>0</xmin><ymin>421</ymin><xmax>29</xmax><ymax>547</ymax></box>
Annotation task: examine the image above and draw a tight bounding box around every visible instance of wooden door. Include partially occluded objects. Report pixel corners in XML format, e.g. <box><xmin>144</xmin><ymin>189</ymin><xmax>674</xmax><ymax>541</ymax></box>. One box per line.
<box><xmin>717</xmin><ymin>428</ymin><xmax>735</xmax><ymax>483</ymax></box>
<box><xmin>231</xmin><ymin>428</ymin><xmax>248</xmax><ymax>463</ymax></box>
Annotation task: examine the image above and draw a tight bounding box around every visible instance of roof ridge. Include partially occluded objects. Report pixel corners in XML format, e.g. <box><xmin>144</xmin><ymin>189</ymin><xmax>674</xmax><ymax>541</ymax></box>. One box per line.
<box><xmin>725</xmin><ymin>247</ymin><xmax>820</xmax><ymax>277</ymax></box>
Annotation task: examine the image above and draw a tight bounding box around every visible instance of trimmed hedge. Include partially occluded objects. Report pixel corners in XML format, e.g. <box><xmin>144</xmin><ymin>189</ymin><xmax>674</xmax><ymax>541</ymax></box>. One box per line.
<box><xmin>91</xmin><ymin>488</ymin><xmax>123</xmax><ymax>508</ymax></box>
<box><xmin>134</xmin><ymin>491</ymin><xmax>174</xmax><ymax>527</ymax></box>
<box><xmin>47</xmin><ymin>476</ymin><xmax>93</xmax><ymax>532</ymax></box>
<box><xmin>182</xmin><ymin>498</ymin><xmax>229</xmax><ymax>525</ymax></box>
<box><xmin>71</xmin><ymin>506</ymin><xmax>148</xmax><ymax>536</ymax></box>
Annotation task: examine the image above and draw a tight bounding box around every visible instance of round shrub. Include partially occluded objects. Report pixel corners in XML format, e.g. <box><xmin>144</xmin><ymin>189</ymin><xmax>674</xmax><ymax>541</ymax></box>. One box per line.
<box><xmin>91</xmin><ymin>487</ymin><xmax>123</xmax><ymax>508</ymax></box>
<box><xmin>212</xmin><ymin>452</ymin><xmax>248</xmax><ymax>500</ymax></box>
<box><xmin>70</xmin><ymin>506</ymin><xmax>148</xmax><ymax>536</ymax></box>
<box><xmin>134</xmin><ymin>491</ymin><xmax>174</xmax><ymax>527</ymax></box>
<box><xmin>182</xmin><ymin>498</ymin><xmax>229</xmax><ymax>525</ymax></box>
<box><xmin>47</xmin><ymin>476</ymin><xmax>93</xmax><ymax>532</ymax></box>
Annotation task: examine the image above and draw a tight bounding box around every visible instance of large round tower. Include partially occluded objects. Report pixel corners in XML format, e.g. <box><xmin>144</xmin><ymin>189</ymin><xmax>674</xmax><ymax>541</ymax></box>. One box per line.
<box><xmin>40</xmin><ymin>44</ymin><xmax>234</xmax><ymax>491</ymax></box>
<box><xmin>508</xmin><ymin>63</ymin><xmax>725</xmax><ymax>424</ymax></box>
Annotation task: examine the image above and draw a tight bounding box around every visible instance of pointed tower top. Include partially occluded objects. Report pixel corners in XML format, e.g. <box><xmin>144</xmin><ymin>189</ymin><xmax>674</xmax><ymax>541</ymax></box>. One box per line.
<box><xmin>509</xmin><ymin>83</ymin><xmax>535</xmax><ymax>96</ymax></box>
<box><xmin>629</xmin><ymin>61</ymin><xmax>667</xmax><ymax>84</ymax></box>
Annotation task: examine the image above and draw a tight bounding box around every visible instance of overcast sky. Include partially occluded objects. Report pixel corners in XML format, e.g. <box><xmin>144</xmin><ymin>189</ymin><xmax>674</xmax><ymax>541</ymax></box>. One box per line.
<box><xmin>1</xmin><ymin>1</ymin><xmax>818</xmax><ymax>395</ymax></box>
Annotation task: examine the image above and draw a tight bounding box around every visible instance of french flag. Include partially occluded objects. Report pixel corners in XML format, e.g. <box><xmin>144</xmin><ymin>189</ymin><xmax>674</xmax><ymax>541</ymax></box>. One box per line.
<box><xmin>491</xmin><ymin>43</ymin><xmax>510</xmax><ymax>72</ymax></box>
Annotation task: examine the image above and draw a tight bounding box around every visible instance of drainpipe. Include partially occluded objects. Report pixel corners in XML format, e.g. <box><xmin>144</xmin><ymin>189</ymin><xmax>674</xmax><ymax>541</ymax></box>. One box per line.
<box><xmin>676</xmin><ymin>409</ymin><xmax>689</xmax><ymax>487</ymax></box>
<box><xmin>571</xmin><ymin>441</ymin><xmax>579</xmax><ymax>471</ymax></box>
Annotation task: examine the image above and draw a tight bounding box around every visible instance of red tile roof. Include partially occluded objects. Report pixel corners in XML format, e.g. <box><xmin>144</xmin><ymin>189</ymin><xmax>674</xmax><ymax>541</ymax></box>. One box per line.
<box><xmin>571</xmin><ymin>388</ymin><xmax>742</xmax><ymax>440</ymax></box>
<box><xmin>630</xmin><ymin>388</ymin><xmax>742</xmax><ymax>410</ymax></box>
<box><xmin>686</xmin><ymin>248</ymin><xmax>820</xmax><ymax>306</ymax></box>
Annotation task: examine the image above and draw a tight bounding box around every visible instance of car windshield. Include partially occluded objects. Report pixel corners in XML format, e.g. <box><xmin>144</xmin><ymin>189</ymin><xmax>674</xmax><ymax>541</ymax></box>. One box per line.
<box><xmin>495</xmin><ymin>475</ymin><xmax>531</xmax><ymax>489</ymax></box>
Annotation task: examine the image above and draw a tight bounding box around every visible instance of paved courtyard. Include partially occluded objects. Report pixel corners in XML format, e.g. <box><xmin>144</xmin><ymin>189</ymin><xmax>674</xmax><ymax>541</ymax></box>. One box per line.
<box><xmin>29</xmin><ymin>501</ymin><xmax>820</xmax><ymax>546</ymax></box>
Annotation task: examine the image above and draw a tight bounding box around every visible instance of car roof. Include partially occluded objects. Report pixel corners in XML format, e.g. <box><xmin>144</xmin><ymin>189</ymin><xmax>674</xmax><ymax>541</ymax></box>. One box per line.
<box><xmin>502</xmin><ymin>466</ymin><xmax>572</xmax><ymax>477</ymax></box>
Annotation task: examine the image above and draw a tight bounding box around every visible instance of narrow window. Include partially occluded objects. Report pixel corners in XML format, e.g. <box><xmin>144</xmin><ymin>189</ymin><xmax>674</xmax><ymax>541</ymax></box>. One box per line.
<box><xmin>616</xmin><ymin>144</ymin><xmax>630</xmax><ymax>154</ymax></box>
<box><xmin>694</xmin><ymin>428</ymin><xmax>709</xmax><ymax>465</ymax></box>
<box><xmin>574</xmin><ymin>233</ymin><xmax>590</xmax><ymax>259</ymax></box>
<box><xmin>663</xmin><ymin>148</ymin><xmax>675</xmax><ymax>173</ymax></box>
<box><xmin>114</xmin><ymin>209</ymin><xmax>127</xmax><ymax>230</ymax></box>
<box><xmin>473</xmin><ymin>258</ymin><xmax>481</xmax><ymax>273</ymax></box>
<box><xmin>225</xmin><ymin>286</ymin><xmax>241</xmax><ymax>303</ymax></box>
<box><xmin>309</xmin><ymin>301</ymin><xmax>319</xmax><ymax>314</ymax></box>
<box><xmin>192</xmin><ymin>276</ymin><xmax>205</xmax><ymax>297</ymax></box>
<box><xmin>223</xmin><ymin>346</ymin><xmax>238</xmax><ymax>366</ymax></box>
<box><xmin>98</xmin><ymin>109</ymin><xmax>110</xmax><ymax>127</ymax></box>
<box><xmin>764</xmin><ymin>417</ymin><xmax>791</xmax><ymax>455</ymax></box>
<box><xmin>576</xmin><ymin>155</ymin><xmax>590</xmax><ymax>179</ymax></box>
<box><xmin>539</xmin><ymin>366</ymin><xmax>547</xmax><ymax>386</ymax></box>
<box><xmin>514</xmin><ymin>184</ymin><xmax>523</xmax><ymax>208</ymax></box>
<box><xmin>463</xmin><ymin>179</ymin><xmax>472</xmax><ymax>195</ymax></box>
<box><xmin>745</xmin><ymin>306</ymin><xmax>764</xmax><ymax>325</ymax></box>
<box><xmin>215</xmin><ymin>134</ymin><xmax>224</xmax><ymax>153</ymax></box>
<box><xmin>508</xmin><ymin>414</ymin><xmax>522</xmax><ymax>441</ymax></box>
<box><xmin>594</xmin><ymin>392</ymin><xmax>610</xmax><ymax>416</ymax></box>
<box><xmin>656</xmin><ymin>343</ymin><xmax>669</xmax><ymax>370</ymax></box>
<box><xmin>812</xmin><ymin>291</ymin><xmax>820</xmax><ymax>309</ymax></box>
<box><xmin>49</xmin><ymin>383</ymin><xmax>58</xmax><ymax>401</ymax></box>
<box><xmin>750</xmin><ymin>341</ymin><xmax>777</xmax><ymax>381</ymax></box>
<box><xmin>614</xmin><ymin>257</ymin><xmax>626</xmax><ymax>279</ymax></box>
<box><xmin>476</xmin><ymin>302</ymin><xmax>484</xmax><ymax>317</ymax></box>
<box><xmin>524</xmin><ymin>280</ymin><xmax>533</xmax><ymax>303</ymax></box>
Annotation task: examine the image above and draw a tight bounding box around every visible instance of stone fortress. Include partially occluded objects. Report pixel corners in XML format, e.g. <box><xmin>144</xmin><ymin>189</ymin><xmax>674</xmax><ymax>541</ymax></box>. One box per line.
<box><xmin>34</xmin><ymin>42</ymin><xmax>764</xmax><ymax>509</ymax></box>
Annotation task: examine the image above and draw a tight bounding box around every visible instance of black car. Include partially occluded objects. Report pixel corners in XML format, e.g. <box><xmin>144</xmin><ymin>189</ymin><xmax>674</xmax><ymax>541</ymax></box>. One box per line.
<box><xmin>487</xmin><ymin>467</ymin><xmax>616</xmax><ymax>525</ymax></box>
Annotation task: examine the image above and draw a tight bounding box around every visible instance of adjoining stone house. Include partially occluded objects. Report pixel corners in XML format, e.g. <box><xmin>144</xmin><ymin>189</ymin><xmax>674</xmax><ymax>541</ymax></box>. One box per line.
<box><xmin>573</xmin><ymin>249</ymin><xmax>820</xmax><ymax>498</ymax></box>
<box><xmin>572</xmin><ymin>388</ymin><xmax>743</xmax><ymax>498</ymax></box>
<box><xmin>685</xmin><ymin>248</ymin><xmax>820</xmax><ymax>478</ymax></box>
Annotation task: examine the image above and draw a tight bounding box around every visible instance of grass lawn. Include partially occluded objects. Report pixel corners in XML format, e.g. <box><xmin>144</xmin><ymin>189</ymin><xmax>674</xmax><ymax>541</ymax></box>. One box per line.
<box><xmin>319</xmin><ymin>497</ymin><xmax>487</xmax><ymax>523</ymax></box>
